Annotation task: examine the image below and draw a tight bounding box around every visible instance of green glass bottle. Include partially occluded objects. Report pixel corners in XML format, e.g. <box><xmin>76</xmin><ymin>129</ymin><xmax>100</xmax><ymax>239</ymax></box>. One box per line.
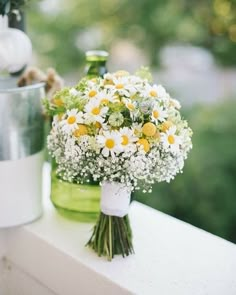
<box><xmin>85</xmin><ymin>50</ymin><xmax>109</xmax><ymax>78</ymax></box>
<box><xmin>50</xmin><ymin>50</ymin><xmax>109</xmax><ymax>222</ymax></box>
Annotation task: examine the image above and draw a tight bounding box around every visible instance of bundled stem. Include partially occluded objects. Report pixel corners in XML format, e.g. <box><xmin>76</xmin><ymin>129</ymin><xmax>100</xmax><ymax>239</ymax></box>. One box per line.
<box><xmin>86</xmin><ymin>212</ymin><xmax>134</xmax><ymax>261</ymax></box>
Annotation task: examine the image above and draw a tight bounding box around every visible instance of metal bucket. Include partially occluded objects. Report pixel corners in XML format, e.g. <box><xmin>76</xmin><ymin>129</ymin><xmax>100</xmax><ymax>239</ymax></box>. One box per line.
<box><xmin>0</xmin><ymin>78</ymin><xmax>45</xmax><ymax>227</ymax></box>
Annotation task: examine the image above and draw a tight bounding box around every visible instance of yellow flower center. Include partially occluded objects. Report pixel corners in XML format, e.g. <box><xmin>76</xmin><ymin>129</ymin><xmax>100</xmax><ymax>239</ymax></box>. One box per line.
<box><xmin>161</xmin><ymin>121</ymin><xmax>173</xmax><ymax>132</ymax></box>
<box><xmin>127</xmin><ymin>103</ymin><xmax>135</xmax><ymax>111</ymax></box>
<box><xmin>95</xmin><ymin>121</ymin><xmax>102</xmax><ymax>129</ymax></box>
<box><xmin>115</xmin><ymin>70</ymin><xmax>129</xmax><ymax>77</ymax></box>
<box><xmin>142</xmin><ymin>122</ymin><xmax>157</xmax><ymax>137</ymax></box>
<box><xmin>168</xmin><ymin>135</ymin><xmax>175</xmax><ymax>144</ymax></box>
<box><xmin>116</xmin><ymin>83</ymin><xmax>124</xmax><ymax>89</ymax></box>
<box><xmin>53</xmin><ymin>97</ymin><xmax>64</xmax><ymax>107</ymax></box>
<box><xmin>150</xmin><ymin>90</ymin><xmax>157</xmax><ymax>97</ymax></box>
<box><xmin>73</xmin><ymin>125</ymin><xmax>88</xmax><ymax>137</ymax></box>
<box><xmin>153</xmin><ymin>131</ymin><xmax>160</xmax><ymax>140</ymax></box>
<box><xmin>153</xmin><ymin>110</ymin><xmax>159</xmax><ymax>119</ymax></box>
<box><xmin>101</xmin><ymin>98</ymin><xmax>109</xmax><ymax>105</ymax></box>
<box><xmin>137</xmin><ymin>138</ymin><xmax>150</xmax><ymax>153</ymax></box>
<box><xmin>67</xmin><ymin>116</ymin><xmax>76</xmax><ymax>124</ymax></box>
<box><xmin>104</xmin><ymin>79</ymin><xmax>114</xmax><ymax>86</ymax></box>
<box><xmin>122</xmin><ymin>135</ymin><xmax>129</xmax><ymax>145</ymax></box>
<box><xmin>91</xmin><ymin>107</ymin><xmax>100</xmax><ymax>115</ymax></box>
<box><xmin>105</xmin><ymin>138</ymin><xmax>115</xmax><ymax>149</ymax></box>
<box><xmin>89</xmin><ymin>90</ymin><xmax>97</xmax><ymax>97</ymax></box>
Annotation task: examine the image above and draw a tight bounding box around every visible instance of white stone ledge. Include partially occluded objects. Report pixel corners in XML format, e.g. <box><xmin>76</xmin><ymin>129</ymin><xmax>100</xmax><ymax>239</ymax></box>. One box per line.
<box><xmin>0</xmin><ymin>229</ymin><xmax>7</xmax><ymax>293</ymax></box>
<box><xmin>1</xmin><ymin>166</ymin><xmax>236</xmax><ymax>295</ymax></box>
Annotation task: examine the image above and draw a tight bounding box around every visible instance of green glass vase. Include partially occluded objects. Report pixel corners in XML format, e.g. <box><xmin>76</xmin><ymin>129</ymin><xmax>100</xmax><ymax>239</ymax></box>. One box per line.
<box><xmin>50</xmin><ymin>50</ymin><xmax>108</xmax><ymax>222</ymax></box>
<box><xmin>51</xmin><ymin>170</ymin><xmax>100</xmax><ymax>222</ymax></box>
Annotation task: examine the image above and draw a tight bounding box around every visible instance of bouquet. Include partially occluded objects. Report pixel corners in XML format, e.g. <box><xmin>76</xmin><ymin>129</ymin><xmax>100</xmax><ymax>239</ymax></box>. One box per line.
<box><xmin>45</xmin><ymin>69</ymin><xmax>192</xmax><ymax>261</ymax></box>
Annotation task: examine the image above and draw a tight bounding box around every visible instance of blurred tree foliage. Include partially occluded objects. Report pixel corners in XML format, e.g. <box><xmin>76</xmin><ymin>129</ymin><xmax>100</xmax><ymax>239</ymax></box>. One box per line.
<box><xmin>135</xmin><ymin>100</ymin><xmax>236</xmax><ymax>243</ymax></box>
<box><xmin>27</xmin><ymin>0</ymin><xmax>236</xmax><ymax>74</ymax></box>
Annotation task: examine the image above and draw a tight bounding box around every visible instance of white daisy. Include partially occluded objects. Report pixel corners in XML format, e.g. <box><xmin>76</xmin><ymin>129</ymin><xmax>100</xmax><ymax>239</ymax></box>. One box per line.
<box><xmin>123</xmin><ymin>98</ymin><xmax>136</xmax><ymax>112</ymax></box>
<box><xmin>103</xmin><ymin>73</ymin><xmax>114</xmax><ymax>81</ymax></box>
<box><xmin>170</xmin><ymin>98</ymin><xmax>181</xmax><ymax>109</ymax></box>
<box><xmin>161</xmin><ymin>126</ymin><xmax>181</xmax><ymax>153</ymax></box>
<box><xmin>128</xmin><ymin>75</ymin><xmax>143</xmax><ymax>85</ymax></box>
<box><xmin>52</xmin><ymin>114</ymin><xmax>64</xmax><ymax>127</ymax></box>
<box><xmin>60</xmin><ymin>109</ymin><xmax>84</xmax><ymax>133</ymax></box>
<box><xmin>142</xmin><ymin>84</ymin><xmax>168</xmax><ymax>99</ymax></box>
<box><xmin>151</xmin><ymin>105</ymin><xmax>168</xmax><ymax>123</ymax></box>
<box><xmin>141</xmin><ymin>84</ymin><xmax>158</xmax><ymax>98</ymax></box>
<box><xmin>84</xmin><ymin>98</ymin><xmax>108</xmax><ymax>124</ymax></box>
<box><xmin>97</xmin><ymin>89</ymin><xmax>115</xmax><ymax>105</ymax></box>
<box><xmin>155</xmin><ymin>85</ymin><xmax>169</xmax><ymax>98</ymax></box>
<box><xmin>97</xmin><ymin>130</ymin><xmax>122</xmax><ymax>157</ymax></box>
<box><xmin>84</xmin><ymin>83</ymin><xmax>99</xmax><ymax>99</ymax></box>
<box><xmin>106</xmin><ymin>76</ymin><xmax>135</xmax><ymax>97</ymax></box>
<box><xmin>132</xmin><ymin>123</ymin><xmax>143</xmax><ymax>137</ymax></box>
<box><xmin>119</xmin><ymin>127</ymin><xmax>138</xmax><ymax>153</ymax></box>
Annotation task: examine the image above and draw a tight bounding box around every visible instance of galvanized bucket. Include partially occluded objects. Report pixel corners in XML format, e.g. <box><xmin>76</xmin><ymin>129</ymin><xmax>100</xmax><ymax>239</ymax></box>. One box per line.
<box><xmin>0</xmin><ymin>78</ymin><xmax>45</xmax><ymax>227</ymax></box>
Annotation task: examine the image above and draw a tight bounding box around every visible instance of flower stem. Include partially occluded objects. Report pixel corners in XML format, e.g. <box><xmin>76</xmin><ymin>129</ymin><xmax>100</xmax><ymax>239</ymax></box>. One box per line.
<box><xmin>86</xmin><ymin>212</ymin><xmax>134</xmax><ymax>261</ymax></box>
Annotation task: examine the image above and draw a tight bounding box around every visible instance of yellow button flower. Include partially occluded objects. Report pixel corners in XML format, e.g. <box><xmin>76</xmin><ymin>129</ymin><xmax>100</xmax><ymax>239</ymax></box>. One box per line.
<box><xmin>142</xmin><ymin>122</ymin><xmax>157</xmax><ymax>137</ymax></box>
<box><xmin>161</xmin><ymin>121</ymin><xmax>173</xmax><ymax>132</ymax></box>
<box><xmin>73</xmin><ymin>124</ymin><xmax>88</xmax><ymax>137</ymax></box>
<box><xmin>137</xmin><ymin>138</ymin><xmax>150</xmax><ymax>153</ymax></box>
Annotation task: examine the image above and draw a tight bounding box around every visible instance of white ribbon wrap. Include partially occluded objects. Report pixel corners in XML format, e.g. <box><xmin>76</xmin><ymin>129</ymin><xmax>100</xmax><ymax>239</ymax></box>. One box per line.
<box><xmin>101</xmin><ymin>182</ymin><xmax>131</xmax><ymax>217</ymax></box>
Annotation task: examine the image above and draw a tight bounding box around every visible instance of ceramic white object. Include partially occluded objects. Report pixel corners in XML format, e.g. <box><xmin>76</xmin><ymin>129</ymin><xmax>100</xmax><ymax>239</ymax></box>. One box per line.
<box><xmin>0</xmin><ymin>151</ymin><xmax>44</xmax><ymax>227</ymax></box>
<box><xmin>0</xmin><ymin>15</ymin><xmax>32</xmax><ymax>74</ymax></box>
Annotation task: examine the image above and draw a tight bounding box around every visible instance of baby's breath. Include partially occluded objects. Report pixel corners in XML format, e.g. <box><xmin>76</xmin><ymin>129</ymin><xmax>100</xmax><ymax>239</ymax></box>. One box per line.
<box><xmin>47</xmin><ymin>71</ymin><xmax>193</xmax><ymax>192</ymax></box>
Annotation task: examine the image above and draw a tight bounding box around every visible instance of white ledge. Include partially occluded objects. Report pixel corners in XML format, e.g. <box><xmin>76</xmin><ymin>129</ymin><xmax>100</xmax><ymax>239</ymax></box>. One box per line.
<box><xmin>1</xmin><ymin>166</ymin><xmax>236</xmax><ymax>295</ymax></box>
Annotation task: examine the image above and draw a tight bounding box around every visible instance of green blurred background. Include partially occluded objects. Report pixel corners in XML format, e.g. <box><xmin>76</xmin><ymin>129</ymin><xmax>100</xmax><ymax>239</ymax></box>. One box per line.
<box><xmin>25</xmin><ymin>0</ymin><xmax>236</xmax><ymax>242</ymax></box>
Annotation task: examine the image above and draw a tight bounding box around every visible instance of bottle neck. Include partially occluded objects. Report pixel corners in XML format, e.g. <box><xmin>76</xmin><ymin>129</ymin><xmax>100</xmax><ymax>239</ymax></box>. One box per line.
<box><xmin>85</xmin><ymin>60</ymin><xmax>108</xmax><ymax>78</ymax></box>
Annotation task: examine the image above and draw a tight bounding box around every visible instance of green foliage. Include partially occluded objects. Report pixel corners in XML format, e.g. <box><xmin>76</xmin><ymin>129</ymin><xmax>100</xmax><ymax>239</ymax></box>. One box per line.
<box><xmin>135</xmin><ymin>67</ymin><xmax>153</xmax><ymax>83</ymax></box>
<box><xmin>135</xmin><ymin>99</ymin><xmax>236</xmax><ymax>243</ymax></box>
<box><xmin>27</xmin><ymin>0</ymin><xmax>236</xmax><ymax>73</ymax></box>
